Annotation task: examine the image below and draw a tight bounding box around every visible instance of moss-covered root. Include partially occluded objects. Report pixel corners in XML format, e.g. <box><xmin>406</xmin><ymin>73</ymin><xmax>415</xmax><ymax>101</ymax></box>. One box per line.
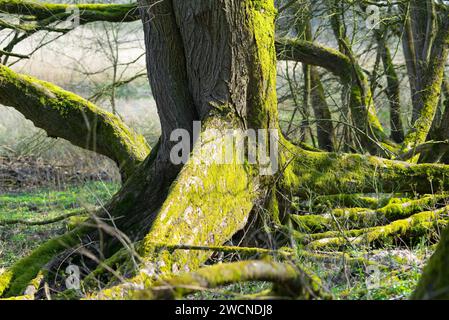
<box><xmin>291</xmin><ymin>194</ymin><xmax>449</xmax><ymax>233</ymax></box>
<box><xmin>280</xmin><ymin>140</ymin><xmax>449</xmax><ymax>197</ymax></box>
<box><xmin>304</xmin><ymin>207</ymin><xmax>449</xmax><ymax>250</ymax></box>
<box><xmin>412</xmin><ymin>225</ymin><xmax>449</xmax><ymax>299</ymax></box>
<box><xmin>298</xmin><ymin>194</ymin><xmax>393</xmax><ymax>211</ymax></box>
<box><xmin>131</xmin><ymin>259</ymin><xmax>329</xmax><ymax>300</ymax></box>
<box><xmin>0</xmin><ymin>64</ymin><xmax>150</xmax><ymax>179</ymax></box>
<box><xmin>0</xmin><ymin>228</ymin><xmax>87</xmax><ymax>298</ymax></box>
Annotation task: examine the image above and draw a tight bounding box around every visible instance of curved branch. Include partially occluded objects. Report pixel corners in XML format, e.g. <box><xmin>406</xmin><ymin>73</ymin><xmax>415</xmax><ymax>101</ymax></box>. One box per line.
<box><xmin>276</xmin><ymin>38</ymin><xmax>394</xmax><ymax>154</ymax></box>
<box><xmin>276</xmin><ymin>38</ymin><xmax>352</xmax><ymax>80</ymax></box>
<box><xmin>132</xmin><ymin>260</ymin><xmax>328</xmax><ymax>300</ymax></box>
<box><xmin>0</xmin><ymin>64</ymin><xmax>150</xmax><ymax>179</ymax></box>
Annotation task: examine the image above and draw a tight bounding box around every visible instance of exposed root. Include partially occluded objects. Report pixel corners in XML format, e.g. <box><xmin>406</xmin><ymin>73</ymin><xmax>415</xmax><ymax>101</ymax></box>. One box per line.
<box><xmin>304</xmin><ymin>207</ymin><xmax>449</xmax><ymax>250</ymax></box>
<box><xmin>0</xmin><ymin>227</ymin><xmax>89</xmax><ymax>297</ymax></box>
<box><xmin>291</xmin><ymin>194</ymin><xmax>449</xmax><ymax>233</ymax></box>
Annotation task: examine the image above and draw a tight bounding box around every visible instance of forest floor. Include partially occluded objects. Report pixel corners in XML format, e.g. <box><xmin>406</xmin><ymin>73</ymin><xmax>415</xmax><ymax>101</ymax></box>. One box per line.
<box><xmin>0</xmin><ymin>173</ymin><xmax>434</xmax><ymax>300</ymax></box>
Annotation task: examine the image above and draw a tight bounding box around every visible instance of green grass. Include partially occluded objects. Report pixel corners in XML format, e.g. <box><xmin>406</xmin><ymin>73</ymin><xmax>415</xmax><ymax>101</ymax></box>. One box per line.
<box><xmin>0</xmin><ymin>182</ymin><xmax>119</xmax><ymax>269</ymax></box>
<box><xmin>321</xmin><ymin>249</ymin><xmax>428</xmax><ymax>300</ymax></box>
<box><xmin>0</xmin><ymin>182</ymin><xmax>435</xmax><ymax>300</ymax></box>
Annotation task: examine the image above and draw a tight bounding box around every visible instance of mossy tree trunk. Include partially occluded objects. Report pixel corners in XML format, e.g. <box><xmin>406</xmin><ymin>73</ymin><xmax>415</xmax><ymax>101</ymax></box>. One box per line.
<box><xmin>0</xmin><ymin>0</ymin><xmax>281</xmax><ymax>298</ymax></box>
<box><xmin>398</xmin><ymin>2</ymin><xmax>449</xmax><ymax>155</ymax></box>
<box><xmin>4</xmin><ymin>0</ymin><xmax>449</xmax><ymax>300</ymax></box>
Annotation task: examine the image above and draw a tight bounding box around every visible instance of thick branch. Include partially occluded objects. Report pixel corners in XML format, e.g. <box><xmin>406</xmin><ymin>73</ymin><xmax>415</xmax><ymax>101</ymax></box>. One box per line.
<box><xmin>0</xmin><ymin>1</ymin><xmax>139</xmax><ymax>23</ymax></box>
<box><xmin>276</xmin><ymin>38</ymin><xmax>352</xmax><ymax>81</ymax></box>
<box><xmin>0</xmin><ymin>64</ymin><xmax>150</xmax><ymax>178</ymax></box>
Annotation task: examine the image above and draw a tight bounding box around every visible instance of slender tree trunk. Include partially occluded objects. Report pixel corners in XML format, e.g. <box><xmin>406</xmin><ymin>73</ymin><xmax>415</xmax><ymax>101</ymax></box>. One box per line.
<box><xmin>310</xmin><ymin>67</ymin><xmax>334</xmax><ymax>151</ymax></box>
<box><xmin>303</xmin><ymin>15</ymin><xmax>334</xmax><ymax>151</ymax></box>
<box><xmin>376</xmin><ymin>33</ymin><xmax>405</xmax><ymax>143</ymax></box>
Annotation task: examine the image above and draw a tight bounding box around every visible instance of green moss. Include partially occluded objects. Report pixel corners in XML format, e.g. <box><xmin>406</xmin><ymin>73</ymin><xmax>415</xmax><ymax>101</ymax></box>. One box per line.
<box><xmin>66</xmin><ymin>215</ymin><xmax>89</xmax><ymax>231</ymax></box>
<box><xmin>402</xmin><ymin>22</ymin><xmax>449</xmax><ymax>156</ymax></box>
<box><xmin>290</xmin><ymin>214</ymin><xmax>330</xmax><ymax>233</ymax></box>
<box><xmin>280</xmin><ymin>142</ymin><xmax>449</xmax><ymax>197</ymax></box>
<box><xmin>293</xmin><ymin>194</ymin><xmax>449</xmax><ymax>234</ymax></box>
<box><xmin>303</xmin><ymin>194</ymin><xmax>383</xmax><ymax>210</ymax></box>
<box><xmin>139</xmin><ymin>121</ymin><xmax>259</xmax><ymax>275</ymax></box>
<box><xmin>0</xmin><ymin>0</ymin><xmax>139</xmax><ymax>22</ymax></box>
<box><xmin>247</xmin><ymin>0</ymin><xmax>279</xmax><ymax>129</ymax></box>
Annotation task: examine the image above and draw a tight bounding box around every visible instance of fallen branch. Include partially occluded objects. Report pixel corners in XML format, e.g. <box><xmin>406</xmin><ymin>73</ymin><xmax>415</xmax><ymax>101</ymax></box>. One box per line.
<box><xmin>397</xmin><ymin>140</ymin><xmax>449</xmax><ymax>161</ymax></box>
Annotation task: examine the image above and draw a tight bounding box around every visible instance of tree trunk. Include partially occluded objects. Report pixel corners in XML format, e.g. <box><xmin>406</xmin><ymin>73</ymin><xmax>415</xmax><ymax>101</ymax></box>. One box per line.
<box><xmin>0</xmin><ymin>0</ymin><xmax>280</xmax><ymax>298</ymax></box>
<box><xmin>4</xmin><ymin>0</ymin><xmax>449</xmax><ymax>300</ymax></box>
<box><xmin>400</xmin><ymin>2</ymin><xmax>449</xmax><ymax>154</ymax></box>
<box><xmin>310</xmin><ymin>67</ymin><xmax>334</xmax><ymax>151</ymax></box>
<box><xmin>376</xmin><ymin>33</ymin><xmax>405</xmax><ymax>143</ymax></box>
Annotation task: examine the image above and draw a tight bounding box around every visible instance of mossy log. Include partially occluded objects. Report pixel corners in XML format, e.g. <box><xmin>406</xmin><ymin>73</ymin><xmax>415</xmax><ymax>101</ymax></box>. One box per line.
<box><xmin>298</xmin><ymin>193</ymin><xmax>398</xmax><ymax>211</ymax></box>
<box><xmin>281</xmin><ymin>143</ymin><xmax>449</xmax><ymax>197</ymax></box>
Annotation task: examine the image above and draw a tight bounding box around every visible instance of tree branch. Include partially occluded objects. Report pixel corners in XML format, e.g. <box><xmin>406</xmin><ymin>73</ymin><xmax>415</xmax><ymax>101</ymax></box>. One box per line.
<box><xmin>0</xmin><ymin>64</ymin><xmax>150</xmax><ymax>179</ymax></box>
<box><xmin>276</xmin><ymin>38</ymin><xmax>352</xmax><ymax>80</ymax></box>
<box><xmin>0</xmin><ymin>1</ymin><xmax>140</xmax><ymax>24</ymax></box>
